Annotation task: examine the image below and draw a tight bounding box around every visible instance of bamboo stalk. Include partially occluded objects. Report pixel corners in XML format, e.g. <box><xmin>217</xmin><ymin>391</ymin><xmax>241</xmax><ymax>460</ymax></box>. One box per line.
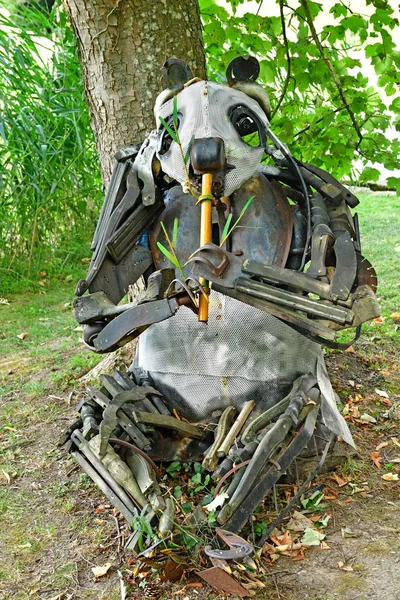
<box><xmin>198</xmin><ymin>173</ymin><xmax>213</xmax><ymax>322</ymax></box>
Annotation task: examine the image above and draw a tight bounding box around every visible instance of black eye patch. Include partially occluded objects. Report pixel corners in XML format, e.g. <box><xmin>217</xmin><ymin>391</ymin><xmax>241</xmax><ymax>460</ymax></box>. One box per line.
<box><xmin>229</xmin><ymin>105</ymin><xmax>266</xmax><ymax>148</ymax></box>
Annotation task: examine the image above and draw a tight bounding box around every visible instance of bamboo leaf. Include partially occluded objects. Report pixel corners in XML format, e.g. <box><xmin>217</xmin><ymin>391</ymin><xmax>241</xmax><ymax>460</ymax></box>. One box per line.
<box><xmin>157</xmin><ymin>242</ymin><xmax>181</xmax><ymax>268</ymax></box>
<box><xmin>221</xmin><ymin>213</ymin><xmax>233</xmax><ymax>241</ymax></box>
<box><xmin>219</xmin><ymin>195</ymin><xmax>255</xmax><ymax>247</ymax></box>
<box><xmin>239</xmin><ymin>195</ymin><xmax>255</xmax><ymax>217</ymax></box>
<box><xmin>184</xmin><ymin>135</ymin><xmax>195</xmax><ymax>164</ymax></box>
<box><xmin>173</xmin><ymin>96</ymin><xmax>178</xmax><ymax>127</ymax></box>
<box><xmin>172</xmin><ymin>218</ymin><xmax>179</xmax><ymax>248</ymax></box>
<box><xmin>159</xmin><ymin>116</ymin><xmax>178</xmax><ymax>143</ymax></box>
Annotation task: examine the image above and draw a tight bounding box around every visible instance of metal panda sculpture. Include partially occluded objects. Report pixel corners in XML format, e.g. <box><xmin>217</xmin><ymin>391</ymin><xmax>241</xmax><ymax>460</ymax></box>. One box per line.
<box><xmin>65</xmin><ymin>56</ymin><xmax>379</xmax><ymax>547</ymax></box>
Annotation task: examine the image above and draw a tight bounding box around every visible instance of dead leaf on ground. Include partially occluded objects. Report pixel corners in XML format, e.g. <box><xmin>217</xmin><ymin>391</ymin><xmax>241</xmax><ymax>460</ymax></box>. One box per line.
<box><xmin>91</xmin><ymin>563</ymin><xmax>112</xmax><ymax>578</ymax></box>
<box><xmin>390</xmin><ymin>312</ymin><xmax>400</xmax><ymax>323</ymax></box>
<box><xmin>1</xmin><ymin>469</ymin><xmax>11</xmax><ymax>484</ymax></box>
<box><xmin>329</xmin><ymin>473</ymin><xmax>352</xmax><ymax>487</ymax></box>
<box><xmin>320</xmin><ymin>541</ymin><xmax>331</xmax><ymax>550</ymax></box>
<box><xmin>0</xmin><ymin>297</ymin><xmax>10</xmax><ymax>305</ymax></box>
<box><xmin>161</xmin><ymin>559</ymin><xmax>186</xmax><ymax>582</ymax></box>
<box><xmin>17</xmin><ymin>332</ymin><xmax>28</xmax><ymax>340</ymax></box>
<box><xmin>371</xmin><ymin>451</ymin><xmax>383</xmax><ymax>468</ymax></box>
<box><xmin>287</xmin><ymin>510</ymin><xmax>314</xmax><ymax>532</ymax></box>
<box><xmin>371</xmin><ymin>316</ymin><xmax>385</xmax><ymax>326</ymax></box>
<box><xmin>381</xmin><ymin>473</ymin><xmax>399</xmax><ymax>482</ymax></box>
<box><xmin>376</xmin><ymin>441</ymin><xmax>389</xmax><ymax>451</ymax></box>
<box><xmin>375</xmin><ymin>388</ymin><xmax>389</xmax><ymax>398</ymax></box>
<box><xmin>338</xmin><ymin>561</ymin><xmax>353</xmax><ymax>572</ymax></box>
<box><xmin>359</xmin><ymin>413</ymin><xmax>377</xmax><ymax>424</ymax></box>
<box><xmin>345</xmin><ymin>345</ymin><xmax>355</xmax><ymax>354</ymax></box>
<box><xmin>301</xmin><ymin>528</ymin><xmax>325</xmax><ymax>546</ymax></box>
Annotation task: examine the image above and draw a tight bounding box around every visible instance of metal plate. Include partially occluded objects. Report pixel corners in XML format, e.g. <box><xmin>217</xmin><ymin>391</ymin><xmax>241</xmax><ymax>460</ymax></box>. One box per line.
<box><xmin>149</xmin><ymin>174</ymin><xmax>293</xmax><ymax>276</ymax></box>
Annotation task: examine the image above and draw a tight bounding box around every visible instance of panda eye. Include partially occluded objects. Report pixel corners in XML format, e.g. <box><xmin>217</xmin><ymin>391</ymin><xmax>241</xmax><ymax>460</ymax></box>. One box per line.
<box><xmin>158</xmin><ymin>116</ymin><xmax>181</xmax><ymax>155</ymax></box>
<box><xmin>230</xmin><ymin>105</ymin><xmax>265</xmax><ymax>148</ymax></box>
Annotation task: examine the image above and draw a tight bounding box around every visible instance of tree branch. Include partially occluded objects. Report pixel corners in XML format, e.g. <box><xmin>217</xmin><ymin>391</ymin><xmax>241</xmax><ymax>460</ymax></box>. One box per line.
<box><xmin>299</xmin><ymin>0</ymin><xmax>363</xmax><ymax>147</ymax></box>
<box><xmin>271</xmin><ymin>0</ymin><xmax>291</xmax><ymax>119</ymax></box>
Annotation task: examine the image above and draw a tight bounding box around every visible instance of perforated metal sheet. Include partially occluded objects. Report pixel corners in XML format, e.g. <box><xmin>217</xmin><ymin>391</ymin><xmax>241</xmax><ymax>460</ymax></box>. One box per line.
<box><xmin>136</xmin><ymin>293</ymin><xmax>354</xmax><ymax>446</ymax></box>
<box><xmin>156</xmin><ymin>81</ymin><xmax>269</xmax><ymax>197</ymax></box>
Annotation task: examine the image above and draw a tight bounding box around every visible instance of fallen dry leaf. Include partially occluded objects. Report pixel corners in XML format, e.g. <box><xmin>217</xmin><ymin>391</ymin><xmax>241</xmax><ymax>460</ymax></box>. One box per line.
<box><xmin>329</xmin><ymin>473</ymin><xmax>351</xmax><ymax>487</ymax></box>
<box><xmin>375</xmin><ymin>388</ymin><xmax>389</xmax><ymax>399</ymax></box>
<box><xmin>17</xmin><ymin>332</ymin><xmax>28</xmax><ymax>340</ymax></box>
<box><xmin>287</xmin><ymin>510</ymin><xmax>314</xmax><ymax>532</ymax></box>
<box><xmin>371</xmin><ymin>316</ymin><xmax>385</xmax><ymax>326</ymax></box>
<box><xmin>338</xmin><ymin>561</ymin><xmax>353</xmax><ymax>572</ymax></box>
<box><xmin>390</xmin><ymin>312</ymin><xmax>400</xmax><ymax>323</ymax></box>
<box><xmin>391</xmin><ymin>437</ymin><xmax>400</xmax><ymax>448</ymax></box>
<box><xmin>161</xmin><ymin>559</ymin><xmax>186</xmax><ymax>582</ymax></box>
<box><xmin>1</xmin><ymin>469</ymin><xmax>11</xmax><ymax>484</ymax></box>
<box><xmin>371</xmin><ymin>452</ymin><xmax>383</xmax><ymax>468</ymax></box>
<box><xmin>381</xmin><ymin>473</ymin><xmax>399</xmax><ymax>482</ymax></box>
<box><xmin>359</xmin><ymin>413</ymin><xmax>377</xmax><ymax>424</ymax></box>
<box><xmin>301</xmin><ymin>528</ymin><xmax>325</xmax><ymax>546</ymax></box>
<box><xmin>91</xmin><ymin>563</ymin><xmax>111</xmax><ymax>578</ymax></box>
<box><xmin>345</xmin><ymin>345</ymin><xmax>355</xmax><ymax>354</ymax></box>
<box><xmin>320</xmin><ymin>541</ymin><xmax>331</xmax><ymax>550</ymax></box>
<box><xmin>376</xmin><ymin>441</ymin><xmax>389</xmax><ymax>451</ymax></box>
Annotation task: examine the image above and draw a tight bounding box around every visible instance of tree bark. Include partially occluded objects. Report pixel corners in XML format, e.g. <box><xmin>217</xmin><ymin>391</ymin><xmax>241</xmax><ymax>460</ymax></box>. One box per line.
<box><xmin>64</xmin><ymin>0</ymin><xmax>206</xmax><ymax>183</ymax></box>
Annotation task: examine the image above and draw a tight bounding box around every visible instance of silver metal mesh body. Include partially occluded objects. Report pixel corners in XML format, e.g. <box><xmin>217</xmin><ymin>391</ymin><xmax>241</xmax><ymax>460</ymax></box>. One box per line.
<box><xmin>136</xmin><ymin>293</ymin><xmax>353</xmax><ymax>446</ymax></box>
<box><xmin>156</xmin><ymin>81</ymin><xmax>269</xmax><ymax>197</ymax></box>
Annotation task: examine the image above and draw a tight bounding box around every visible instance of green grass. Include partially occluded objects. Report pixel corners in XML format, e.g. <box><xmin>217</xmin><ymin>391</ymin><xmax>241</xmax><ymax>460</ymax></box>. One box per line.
<box><xmin>356</xmin><ymin>190</ymin><xmax>400</xmax><ymax>318</ymax></box>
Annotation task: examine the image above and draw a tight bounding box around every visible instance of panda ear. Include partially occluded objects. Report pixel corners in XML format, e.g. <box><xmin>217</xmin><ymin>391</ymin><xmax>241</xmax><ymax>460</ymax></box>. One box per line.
<box><xmin>162</xmin><ymin>58</ymin><xmax>193</xmax><ymax>89</ymax></box>
<box><xmin>226</xmin><ymin>55</ymin><xmax>260</xmax><ymax>86</ymax></box>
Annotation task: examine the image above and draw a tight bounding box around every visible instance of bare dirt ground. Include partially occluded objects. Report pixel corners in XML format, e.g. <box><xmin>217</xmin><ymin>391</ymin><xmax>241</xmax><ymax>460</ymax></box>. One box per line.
<box><xmin>0</xmin><ymin>326</ymin><xmax>399</xmax><ymax>600</ymax></box>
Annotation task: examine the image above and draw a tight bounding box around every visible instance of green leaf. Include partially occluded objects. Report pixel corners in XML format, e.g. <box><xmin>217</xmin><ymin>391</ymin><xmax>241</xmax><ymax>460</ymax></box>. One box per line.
<box><xmin>159</xmin><ymin>116</ymin><xmax>178</xmax><ymax>143</ymax></box>
<box><xmin>166</xmin><ymin>461</ymin><xmax>181</xmax><ymax>475</ymax></box>
<box><xmin>180</xmin><ymin>501</ymin><xmax>193</xmax><ymax>514</ymax></box>
<box><xmin>172</xmin><ymin>218</ymin><xmax>179</xmax><ymax>248</ymax></box>
<box><xmin>174</xmin><ymin>485</ymin><xmax>182</xmax><ymax>499</ymax></box>
<box><xmin>191</xmin><ymin>472</ymin><xmax>202</xmax><ymax>485</ymax></box>
<box><xmin>184</xmin><ymin>135</ymin><xmax>195</xmax><ymax>164</ymax></box>
<box><xmin>359</xmin><ymin>167</ymin><xmax>380</xmax><ymax>183</ymax></box>
<box><xmin>389</xmin><ymin>97</ymin><xmax>400</xmax><ymax>114</ymax></box>
<box><xmin>239</xmin><ymin>195</ymin><xmax>255</xmax><ymax>218</ymax></box>
<box><xmin>157</xmin><ymin>242</ymin><xmax>181</xmax><ymax>268</ymax></box>
<box><xmin>173</xmin><ymin>96</ymin><xmax>178</xmax><ymax>127</ymax></box>
<box><xmin>221</xmin><ymin>213</ymin><xmax>232</xmax><ymax>240</ymax></box>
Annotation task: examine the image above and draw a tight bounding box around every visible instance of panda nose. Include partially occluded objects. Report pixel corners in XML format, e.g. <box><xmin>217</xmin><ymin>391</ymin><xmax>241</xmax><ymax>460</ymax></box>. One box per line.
<box><xmin>190</xmin><ymin>137</ymin><xmax>225</xmax><ymax>174</ymax></box>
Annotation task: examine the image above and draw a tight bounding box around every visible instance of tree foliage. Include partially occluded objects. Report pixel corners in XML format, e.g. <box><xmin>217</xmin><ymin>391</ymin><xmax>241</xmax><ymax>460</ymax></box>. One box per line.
<box><xmin>201</xmin><ymin>0</ymin><xmax>400</xmax><ymax>187</ymax></box>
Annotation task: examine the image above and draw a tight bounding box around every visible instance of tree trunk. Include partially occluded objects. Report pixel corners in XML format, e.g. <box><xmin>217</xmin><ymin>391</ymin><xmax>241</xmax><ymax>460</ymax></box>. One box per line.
<box><xmin>64</xmin><ymin>0</ymin><xmax>206</xmax><ymax>183</ymax></box>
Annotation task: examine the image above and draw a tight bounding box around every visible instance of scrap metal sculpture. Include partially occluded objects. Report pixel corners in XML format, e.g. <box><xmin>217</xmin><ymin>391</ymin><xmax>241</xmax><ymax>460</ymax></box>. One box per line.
<box><xmin>64</xmin><ymin>56</ymin><xmax>379</xmax><ymax>550</ymax></box>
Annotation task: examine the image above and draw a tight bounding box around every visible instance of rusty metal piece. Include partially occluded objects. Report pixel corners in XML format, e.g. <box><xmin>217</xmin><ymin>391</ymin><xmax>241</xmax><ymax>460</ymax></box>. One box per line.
<box><xmin>330</xmin><ymin>231</ymin><xmax>357</xmax><ymax>300</ymax></box>
<box><xmin>235</xmin><ymin>277</ymin><xmax>352</xmax><ymax>325</ymax></box>
<box><xmin>92</xmin><ymin>297</ymin><xmax>180</xmax><ymax>353</ymax></box>
<box><xmin>203</xmin><ymin>406</ymin><xmax>236</xmax><ymax>471</ymax></box>
<box><xmin>135</xmin><ymin>412</ymin><xmax>205</xmax><ymax>440</ymax></box>
<box><xmin>166</xmin><ymin>279</ymin><xmax>198</xmax><ymax>307</ymax></box>
<box><xmin>204</xmin><ymin>528</ymin><xmax>254</xmax><ymax>561</ymax></box>
<box><xmin>356</xmin><ymin>253</ymin><xmax>378</xmax><ymax>292</ymax></box>
<box><xmin>186</xmin><ymin>243</ymin><xmax>230</xmax><ymax>278</ymax></box>
<box><xmin>196</xmin><ymin>566</ymin><xmax>250</xmax><ymax>597</ymax></box>
<box><xmin>217</xmin><ymin>400</ymin><xmax>256</xmax><ymax>458</ymax></box>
